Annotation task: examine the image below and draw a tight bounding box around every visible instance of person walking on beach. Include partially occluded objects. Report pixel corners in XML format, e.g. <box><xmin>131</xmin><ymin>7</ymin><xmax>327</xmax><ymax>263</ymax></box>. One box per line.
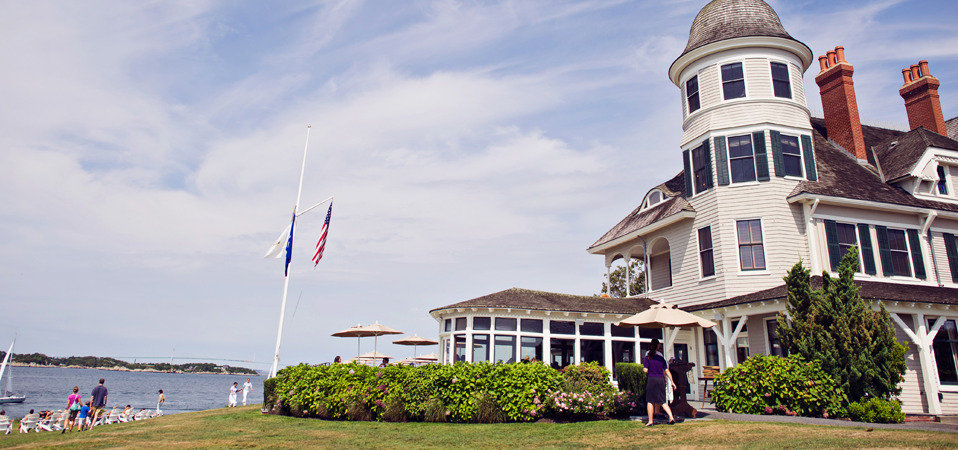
<box><xmin>88</xmin><ymin>378</ymin><xmax>108</xmax><ymax>430</ymax></box>
<box><xmin>228</xmin><ymin>382</ymin><xmax>239</xmax><ymax>407</ymax></box>
<box><xmin>642</xmin><ymin>339</ymin><xmax>677</xmax><ymax>427</ymax></box>
<box><xmin>157</xmin><ymin>389</ymin><xmax>165</xmax><ymax>415</ymax></box>
<box><xmin>63</xmin><ymin>386</ymin><xmax>83</xmax><ymax>433</ymax></box>
<box><xmin>242</xmin><ymin>378</ymin><xmax>252</xmax><ymax>406</ymax></box>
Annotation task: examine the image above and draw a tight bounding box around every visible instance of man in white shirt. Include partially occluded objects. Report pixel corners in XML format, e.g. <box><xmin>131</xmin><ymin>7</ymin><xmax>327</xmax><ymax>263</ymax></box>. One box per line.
<box><xmin>242</xmin><ymin>378</ymin><xmax>253</xmax><ymax>406</ymax></box>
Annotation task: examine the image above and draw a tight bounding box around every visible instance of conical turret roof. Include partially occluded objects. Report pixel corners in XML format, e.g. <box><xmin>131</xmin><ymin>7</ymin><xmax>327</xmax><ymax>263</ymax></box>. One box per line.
<box><xmin>681</xmin><ymin>0</ymin><xmax>801</xmax><ymax>56</ymax></box>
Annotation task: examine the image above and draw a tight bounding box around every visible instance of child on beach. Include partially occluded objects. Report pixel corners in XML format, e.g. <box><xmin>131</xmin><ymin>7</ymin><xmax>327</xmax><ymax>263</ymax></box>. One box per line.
<box><xmin>76</xmin><ymin>402</ymin><xmax>90</xmax><ymax>431</ymax></box>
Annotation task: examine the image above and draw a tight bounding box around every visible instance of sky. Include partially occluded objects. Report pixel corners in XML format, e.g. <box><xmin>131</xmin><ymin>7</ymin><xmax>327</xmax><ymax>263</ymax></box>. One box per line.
<box><xmin>2</xmin><ymin>0</ymin><xmax>957</xmax><ymax>371</ymax></box>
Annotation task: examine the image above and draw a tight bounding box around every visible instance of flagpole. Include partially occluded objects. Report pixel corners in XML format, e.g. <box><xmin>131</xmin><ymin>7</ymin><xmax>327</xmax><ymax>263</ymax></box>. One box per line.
<box><xmin>269</xmin><ymin>125</ymin><xmax>312</xmax><ymax>379</ymax></box>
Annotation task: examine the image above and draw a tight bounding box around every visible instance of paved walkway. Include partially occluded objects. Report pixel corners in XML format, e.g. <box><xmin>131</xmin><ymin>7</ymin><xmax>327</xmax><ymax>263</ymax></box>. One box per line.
<box><xmin>632</xmin><ymin>406</ymin><xmax>958</xmax><ymax>433</ymax></box>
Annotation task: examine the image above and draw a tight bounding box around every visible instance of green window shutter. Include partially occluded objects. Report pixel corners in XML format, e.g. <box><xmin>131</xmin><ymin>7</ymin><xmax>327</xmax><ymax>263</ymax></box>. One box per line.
<box><xmin>714</xmin><ymin>136</ymin><xmax>730</xmax><ymax>186</ymax></box>
<box><xmin>704</xmin><ymin>138</ymin><xmax>714</xmax><ymax>189</ymax></box>
<box><xmin>824</xmin><ymin>220</ymin><xmax>841</xmax><ymax>271</ymax></box>
<box><xmin>858</xmin><ymin>224</ymin><xmax>877</xmax><ymax>275</ymax></box>
<box><xmin>801</xmin><ymin>135</ymin><xmax>817</xmax><ymax>181</ymax></box>
<box><xmin>876</xmin><ymin>226</ymin><xmax>894</xmax><ymax>277</ymax></box>
<box><xmin>683</xmin><ymin>149</ymin><xmax>693</xmax><ymax>198</ymax></box>
<box><xmin>753</xmin><ymin>131</ymin><xmax>770</xmax><ymax>181</ymax></box>
<box><xmin>907</xmin><ymin>229</ymin><xmax>927</xmax><ymax>279</ymax></box>
<box><xmin>944</xmin><ymin>233</ymin><xmax>958</xmax><ymax>283</ymax></box>
<box><xmin>770</xmin><ymin>130</ymin><xmax>784</xmax><ymax>177</ymax></box>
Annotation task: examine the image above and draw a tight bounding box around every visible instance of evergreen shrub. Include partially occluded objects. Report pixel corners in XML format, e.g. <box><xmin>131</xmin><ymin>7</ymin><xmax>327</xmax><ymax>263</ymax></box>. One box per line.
<box><xmin>614</xmin><ymin>363</ymin><xmax>646</xmax><ymax>399</ymax></box>
<box><xmin>710</xmin><ymin>354</ymin><xmax>846</xmax><ymax>417</ymax></box>
<box><xmin>846</xmin><ymin>397</ymin><xmax>905</xmax><ymax>423</ymax></box>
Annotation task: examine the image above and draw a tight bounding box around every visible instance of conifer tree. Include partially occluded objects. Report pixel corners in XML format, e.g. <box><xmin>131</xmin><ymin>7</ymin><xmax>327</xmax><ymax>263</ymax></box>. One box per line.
<box><xmin>776</xmin><ymin>247</ymin><xmax>906</xmax><ymax>402</ymax></box>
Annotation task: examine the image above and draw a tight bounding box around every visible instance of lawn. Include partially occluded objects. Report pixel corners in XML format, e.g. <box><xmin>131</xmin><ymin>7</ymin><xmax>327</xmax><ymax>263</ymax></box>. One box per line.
<box><xmin>1</xmin><ymin>406</ymin><xmax>955</xmax><ymax>449</ymax></box>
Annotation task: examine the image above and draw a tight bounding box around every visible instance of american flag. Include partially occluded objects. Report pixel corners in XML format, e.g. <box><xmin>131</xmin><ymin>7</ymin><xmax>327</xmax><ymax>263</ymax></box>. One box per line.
<box><xmin>312</xmin><ymin>203</ymin><xmax>332</xmax><ymax>266</ymax></box>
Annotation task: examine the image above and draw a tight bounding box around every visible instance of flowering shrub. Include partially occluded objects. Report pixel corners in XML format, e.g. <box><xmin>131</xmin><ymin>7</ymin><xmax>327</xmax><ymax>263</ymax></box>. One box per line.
<box><xmin>846</xmin><ymin>397</ymin><xmax>904</xmax><ymax>423</ymax></box>
<box><xmin>271</xmin><ymin>361</ymin><xmax>563</xmax><ymax>423</ymax></box>
<box><xmin>710</xmin><ymin>354</ymin><xmax>846</xmax><ymax>417</ymax></box>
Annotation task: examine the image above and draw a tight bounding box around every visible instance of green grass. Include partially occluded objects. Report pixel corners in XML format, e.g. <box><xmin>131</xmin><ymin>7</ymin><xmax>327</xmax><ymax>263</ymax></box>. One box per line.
<box><xmin>1</xmin><ymin>406</ymin><xmax>955</xmax><ymax>449</ymax></box>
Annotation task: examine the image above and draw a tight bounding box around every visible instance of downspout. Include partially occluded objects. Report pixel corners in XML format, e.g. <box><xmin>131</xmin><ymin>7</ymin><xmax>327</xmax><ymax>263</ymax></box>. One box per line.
<box><xmin>921</xmin><ymin>211</ymin><xmax>941</xmax><ymax>286</ymax></box>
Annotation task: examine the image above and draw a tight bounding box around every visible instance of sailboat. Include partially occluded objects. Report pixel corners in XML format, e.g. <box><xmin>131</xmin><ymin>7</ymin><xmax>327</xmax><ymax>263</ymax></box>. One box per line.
<box><xmin>0</xmin><ymin>339</ymin><xmax>26</xmax><ymax>404</ymax></box>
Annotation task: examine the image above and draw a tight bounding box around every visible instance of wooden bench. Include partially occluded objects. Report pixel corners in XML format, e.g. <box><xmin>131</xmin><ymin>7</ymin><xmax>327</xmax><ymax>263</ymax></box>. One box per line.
<box><xmin>699</xmin><ymin>365</ymin><xmax>720</xmax><ymax>407</ymax></box>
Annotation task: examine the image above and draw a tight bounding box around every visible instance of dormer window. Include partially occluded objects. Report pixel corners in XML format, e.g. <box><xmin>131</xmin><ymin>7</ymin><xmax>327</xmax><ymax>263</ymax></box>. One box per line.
<box><xmin>721</xmin><ymin>62</ymin><xmax>745</xmax><ymax>99</ymax></box>
<box><xmin>771</xmin><ymin>62</ymin><xmax>792</xmax><ymax>98</ymax></box>
<box><xmin>686</xmin><ymin>75</ymin><xmax>700</xmax><ymax>113</ymax></box>
<box><xmin>650</xmin><ymin>191</ymin><xmax>662</xmax><ymax>204</ymax></box>
<box><xmin>642</xmin><ymin>190</ymin><xmax>667</xmax><ymax>210</ymax></box>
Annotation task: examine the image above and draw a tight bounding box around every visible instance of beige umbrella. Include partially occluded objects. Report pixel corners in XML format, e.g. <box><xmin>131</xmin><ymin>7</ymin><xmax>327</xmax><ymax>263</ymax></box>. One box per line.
<box><xmin>350</xmin><ymin>350</ymin><xmax>393</xmax><ymax>365</ymax></box>
<box><xmin>392</xmin><ymin>335</ymin><xmax>438</xmax><ymax>358</ymax></box>
<box><xmin>356</xmin><ymin>322</ymin><xmax>403</xmax><ymax>357</ymax></box>
<box><xmin>414</xmin><ymin>353</ymin><xmax>438</xmax><ymax>361</ymax></box>
<box><xmin>332</xmin><ymin>324</ymin><xmax>371</xmax><ymax>359</ymax></box>
<box><xmin>616</xmin><ymin>303</ymin><xmax>716</xmax><ymax>329</ymax></box>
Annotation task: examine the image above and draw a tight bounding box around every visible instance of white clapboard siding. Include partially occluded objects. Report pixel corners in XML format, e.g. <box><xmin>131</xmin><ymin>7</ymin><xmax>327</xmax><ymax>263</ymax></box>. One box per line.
<box><xmin>745</xmin><ymin>58</ymin><xmax>772</xmax><ymax>98</ymax></box>
<box><xmin>892</xmin><ymin>314</ymin><xmax>927</xmax><ymax>413</ymax></box>
<box><xmin>699</xmin><ymin>64</ymin><xmax>721</xmax><ymax>110</ymax></box>
<box><xmin>790</xmin><ymin>62</ymin><xmax>806</xmax><ymax>105</ymax></box>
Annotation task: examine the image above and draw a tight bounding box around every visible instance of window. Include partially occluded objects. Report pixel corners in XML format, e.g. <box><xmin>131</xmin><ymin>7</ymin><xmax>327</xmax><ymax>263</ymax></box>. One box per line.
<box><xmin>650</xmin><ymin>191</ymin><xmax>661</xmax><ymax>205</ymax></box>
<box><xmin>520</xmin><ymin>319</ymin><xmax>543</xmax><ymax>333</ymax></box>
<box><xmin>580</xmin><ymin>340</ymin><xmax>604</xmax><ymax>365</ymax></box>
<box><xmin>931</xmin><ymin>319</ymin><xmax>958</xmax><ymax>385</ymax></box>
<box><xmin>703</xmin><ymin>330</ymin><xmax>719</xmax><ymax>366</ymax></box>
<box><xmin>686</xmin><ymin>75</ymin><xmax>700</xmax><ymax>113</ymax></box>
<box><xmin>698</xmin><ymin>226</ymin><xmax>715</xmax><ymax>277</ymax></box>
<box><xmin>737</xmin><ymin>219</ymin><xmax>766</xmax><ymax>270</ymax></box>
<box><xmin>673</xmin><ymin>343</ymin><xmax>689</xmax><ymax>362</ymax></box>
<box><xmin>887</xmin><ymin>229</ymin><xmax>912</xmax><ymax>276</ymax></box>
<box><xmin>780</xmin><ymin>134</ymin><xmax>803</xmax><ymax>177</ymax></box>
<box><xmin>473</xmin><ymin>334</ymin><xmax>489</xmax><ymax>362</ymax></box>
<box><xmin>836</xmin><ymin>223</ymin><xmax>858</xmax><ymax>262</ymax></box>
<box><xmin>444</xmin><ymin>319</ymin><xmax>451</xmax><ymax>332</ymax></box>
<box><xmin>473</xmin><ymin>317</ymin><xmax>491</xmax><ymax>331</ymax></box>
<box><xmin>639</xmin><ymin>327</ymin><xmax>663</xmax><ymax>340</ymax></box>
<box><xmin>494</xmin><ymin>335</ymin><xmax>516</xmax><ymax>363</ymax></box>
<box><xmin>766</xmin><ymin>319</ymin><xmax>786</xmax><ymax>357</ymax></box>
<box><xmin>692</xmin><ymin>144</ymin><xmax>709</xmax><ymax>194</ymax></box>
<box><xmin>938</xmin><ymin>165</ymin><xmax>949</xmax><ymax>195</ymax></box>
<box><xmin>579</xmin><ymin>322</ymin><xmax>604</xmax><ymax>336</ymax></box>
<box><xmin>550</xmin><ymin>320</ymin><xmax>575</xmax><ymax>335</ymax></box>
<box><xmin>611</xmin><ymin>324</ymin><xmax>635</xmax><ymax>337</ymax></box>
<box><xmin>550</xmin><ymin>338</ymin><xmax>574</xmax><ymax>369</ymax></box>
<box><xmin>455</xmin><ymin>335</ymin><xmax>466</xmax><ymax>362</ymax></box>
<box><xmin>455</xmin><ymin>318</ymin><xmax>466</xmax><ymax>331</ymax></box>
<box><xmin>825</xmin><ymin>221</ymin><xmax>860</xmax><ymax>271</ymax></box>
<box><xmin>721</xmin><ymin>62</ymin><xmax>745</xmax><ymax>99</ymax></box>
<box><xmin>728</xmin><ymin>134</ymin><xmax>756</xmax><ymax>183</ymax></box>
<box><xmin>495</xmin><ymin>318</ymin><xmax>517</xmax><ymax>331</ymax></box>
<box><xmin>520</xmin><ymin>337</ymin><xmax>543</xmax><ymax>361</ymax></box>
<box><xmin>771</xmin><ymin>62</ymin><xmax>791</xmax><ymax>98</ymax></box>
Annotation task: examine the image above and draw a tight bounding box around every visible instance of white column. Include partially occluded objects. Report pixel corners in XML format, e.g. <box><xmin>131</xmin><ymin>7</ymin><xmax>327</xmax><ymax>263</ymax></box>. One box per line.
<box><xmin>604</xmin><ymin>322</ymin><xmax>614</xmax><ymax>374</ymax></box>
<box><xmin>891</xmin><ymin>312</ymin><xmax>946</xmax><ymax>415</ymax></box>
<box><xmin>605</xmin><ymin>265</ymin><xmax>612</xmax><ymax>295</ymax></box>
<box><xmin>465</xmin><ymin>318</ymin><xmax>474</xmax><ymax>363</ymax></box>
<box><xmin>625</xmin><ymin>261</ymin><xmax>631</xmax><ymax>297</ymax></box>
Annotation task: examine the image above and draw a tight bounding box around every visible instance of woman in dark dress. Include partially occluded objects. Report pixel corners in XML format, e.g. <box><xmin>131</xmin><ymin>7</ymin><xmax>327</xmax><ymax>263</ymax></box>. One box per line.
<box><xmin>643</xmin><ymin>338</ymin><xmax>677</xmax><ymax>426</ymax></box>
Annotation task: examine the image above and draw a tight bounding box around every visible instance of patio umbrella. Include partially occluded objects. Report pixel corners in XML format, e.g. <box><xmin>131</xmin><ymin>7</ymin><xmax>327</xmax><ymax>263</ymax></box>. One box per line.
<box><xmin>350</xmin><ymin>350</ymin><xmax>392</xmax><ymax>365</ymax></box>
<box><xmin>615</xmin><ymin>302</ymin><xmax>716</xmax><ymax>329</ymax></box>
<box><xmin>332</xmin><ymin>324</ymin><xmax>370</xmax><ymax>359</ymax></box>
<box><xmin>392</xmin><ymin>335</ymin><xmax>438</xmax><ymax>358</ymax></box>
<box><xmin>356</xmin><ymin>322</ymin><xmax>403</xmax><ymax>356</ymax></box>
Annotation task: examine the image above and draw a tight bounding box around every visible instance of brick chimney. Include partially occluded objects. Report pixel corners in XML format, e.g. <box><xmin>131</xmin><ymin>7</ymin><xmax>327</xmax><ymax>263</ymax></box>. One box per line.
<box><xmin>815</xmin><ymin>46</ymin><xmax>867</xmax><ymax>160</ymax></box>
<box><xmin>899</xmin><ymin>60</ymin><xmax>947</xmax><ymax>135</ymax></box>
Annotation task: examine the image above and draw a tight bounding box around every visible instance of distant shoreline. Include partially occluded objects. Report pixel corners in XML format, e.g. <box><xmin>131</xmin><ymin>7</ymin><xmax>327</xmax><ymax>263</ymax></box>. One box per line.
<box><xmin>9</xmin><ymin>362</ymin><xmax>259</xmax><ymax>376</ymax></box>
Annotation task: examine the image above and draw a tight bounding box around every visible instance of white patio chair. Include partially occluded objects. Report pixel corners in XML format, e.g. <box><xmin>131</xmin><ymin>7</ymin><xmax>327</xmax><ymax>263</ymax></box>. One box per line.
<box><xmin>0</xmin><ymin>418</ymin><xmax>11</xmax><ymax>435</ymax></box>
<box><xmin>104</xmin><ymin>408</ymin><xmax>120</xmax><ymax>425</ymax></box>
<box><xmin>19</xmin><ymin>414</ymin><xmax>39</xmax><ymax>433</ymax></box>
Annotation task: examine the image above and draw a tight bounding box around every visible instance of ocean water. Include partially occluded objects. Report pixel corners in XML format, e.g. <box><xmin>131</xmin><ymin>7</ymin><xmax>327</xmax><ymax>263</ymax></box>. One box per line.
<box><xmin>0</xmin><ymin>366</ymin><xmax>264</xmax><ymax>420</ymax></box>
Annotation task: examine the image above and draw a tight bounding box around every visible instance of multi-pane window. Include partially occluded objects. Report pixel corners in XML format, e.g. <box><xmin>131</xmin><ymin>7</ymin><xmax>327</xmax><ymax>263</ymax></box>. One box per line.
<box><xmin>686</xmin><ymin>75</ymin><xmax>700</xmax><ymax>113</ymax></box>
<box><xmin>887</xmin><ymin>229</ymin><xmax>912</xmax><ymax>276</ymax></box>
<box><xmin>767</xmin><ymin>320</ymin><xmax>786</xmax><ymax>357</ymax></box>
<box><xmin>692</xmin><ymin>144</ymin><xmax>709</xmax><ymax>194</ymax></box>
<box><xmin>728</xmin><ymin>134</ymin><xmax>756</xmax><ymax>183</ymax></box>
<box><xmin>938</xmin><ymin>165</ymin><xmax>949</xmax><ymax>195</ymax></box>
<box><xmin>836</xmin><ymin>223</ymin><xmax>858</xmax><ymax>265</ymax></box>
<box><xmin>699</xmin><ymin>226</ymin><xmax>715</xmax><ymax>277</ymax></box>
<box><xmin>780</xmin><ymin>134</ymin><xmax>803</xmax><ymax>177</ymax></box>
<box><xmin>771</xmin><ymin>62</ymin><xmax>792</xmax><ymax>98</ymax></box>
<box><xmin>737</xmin><ymin>219</ymin><xmax>766</xmax><ymax>270</ymax></box>
<box><xmin>931</xmin><ymin>319</ymin><xmax>958</xmax><ymax>384</ymax></box>
<box><xmin>722</xmin><ymin>62</ymin><xmax>745</xmax><ymax>99</ymax></box>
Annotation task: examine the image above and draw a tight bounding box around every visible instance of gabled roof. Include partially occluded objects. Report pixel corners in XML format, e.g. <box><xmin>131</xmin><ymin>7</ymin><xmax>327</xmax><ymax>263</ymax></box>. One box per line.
<box><xmin>588</xmin><ymin>172</ymin><xmax>694</xmax><ymax>251</ymax></box>
<box><xmin>684</xmin><ymin>276</ymin><xmax>958</xmax><ymax>312</ymax></box>
<box><xmin>945</xmin><ymin>116</ymin><xmax>958</xmax><ymax>142</ymax></box>
<box><xmin>429</xmin><ymin>287</ymin><xmax>657</xmax><ymax>315</ymax></box>
<box><xmin>872</xmin><ymin>126</ymin><xmax>958</xmax><ymax>182</ymax></box>
<box><xmin>788</xmin><ymin>119</ymin><xmax>958</xmax><ymax>214</ymax></box>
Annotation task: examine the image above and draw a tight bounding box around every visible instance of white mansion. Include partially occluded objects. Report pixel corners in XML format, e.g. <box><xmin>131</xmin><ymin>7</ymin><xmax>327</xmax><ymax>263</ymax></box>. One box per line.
<box><xmin>430</xmin><ymin>0</ymin><xmax>958</xmax><ymax>416</ymax></box>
